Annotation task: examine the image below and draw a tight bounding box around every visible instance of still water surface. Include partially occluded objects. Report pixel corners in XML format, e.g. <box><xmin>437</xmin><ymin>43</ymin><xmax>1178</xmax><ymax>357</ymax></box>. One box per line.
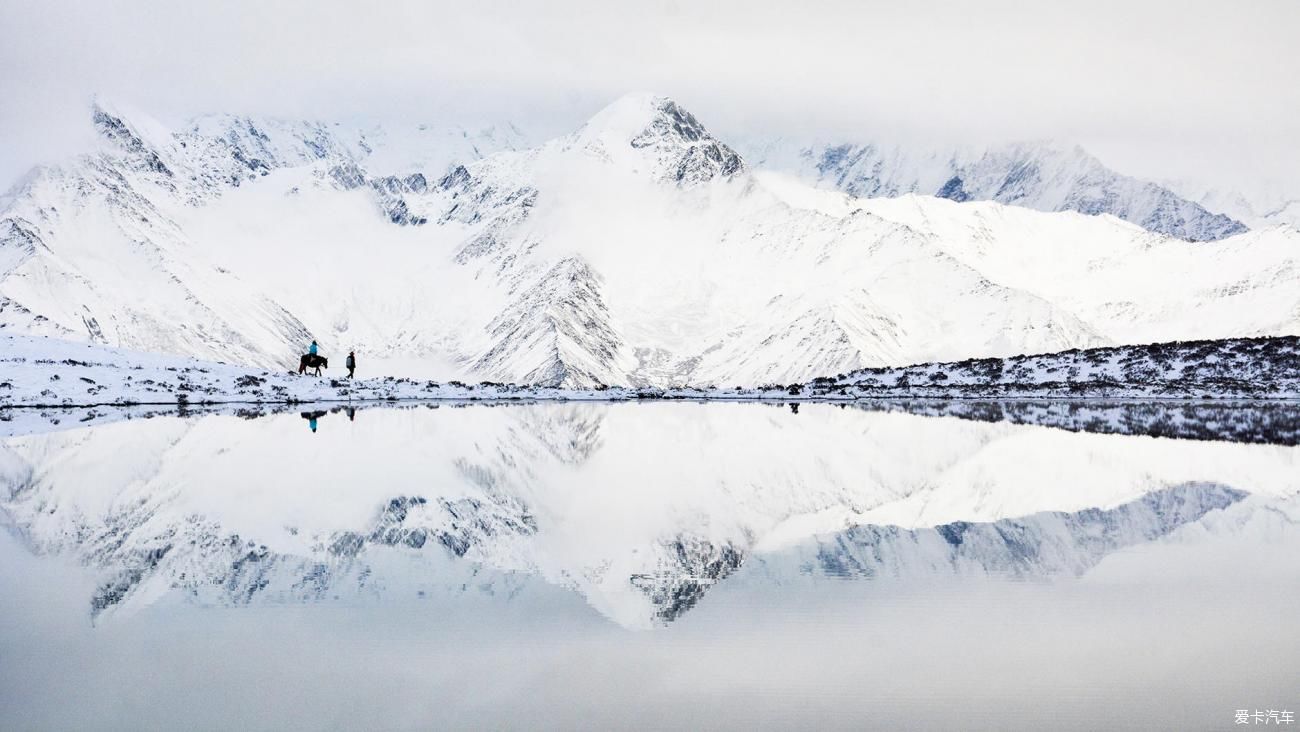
<box><xmin>1</xmin><ymin>401</ymin><xmax>1297</xmax><ymax>730</ymax></box>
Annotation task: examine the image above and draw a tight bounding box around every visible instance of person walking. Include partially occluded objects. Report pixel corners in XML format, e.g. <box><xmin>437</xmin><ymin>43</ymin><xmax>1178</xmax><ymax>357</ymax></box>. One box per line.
<box><xmin>345</xmin><ymin>350</ymin><xmax>356</xmax><ymax>379</ymax></box>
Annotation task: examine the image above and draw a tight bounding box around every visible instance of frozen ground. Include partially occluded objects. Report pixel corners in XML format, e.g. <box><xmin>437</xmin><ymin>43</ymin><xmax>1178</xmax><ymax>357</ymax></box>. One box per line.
<box><xmin>0</xmin><ymin>333</ymin><xmax>649</xmax><ymax>409</ymax></box>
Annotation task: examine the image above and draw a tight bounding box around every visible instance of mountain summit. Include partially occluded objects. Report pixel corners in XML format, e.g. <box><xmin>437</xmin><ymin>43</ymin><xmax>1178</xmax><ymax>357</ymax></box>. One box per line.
<box><xmin>568</xmin><ymin>93</ymin><xmax>744</xmax><ymax>185</ymax></box>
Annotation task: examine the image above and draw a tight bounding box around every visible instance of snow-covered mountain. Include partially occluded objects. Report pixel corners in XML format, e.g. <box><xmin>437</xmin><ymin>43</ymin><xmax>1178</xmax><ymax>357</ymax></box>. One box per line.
<box><xmin>3</xmin><ymin>403</ymin><xmax>1296</xmax><ymax>628</ymax></box>
<box><xmin>2</xmin><ymin>93</ymin><xmax>1298</xmax><ymax>387</ymax></box>
<box><xmin>739</xmin><ymin>137</ymin><xmax>1249</xmax><ymax>241</ymax></box>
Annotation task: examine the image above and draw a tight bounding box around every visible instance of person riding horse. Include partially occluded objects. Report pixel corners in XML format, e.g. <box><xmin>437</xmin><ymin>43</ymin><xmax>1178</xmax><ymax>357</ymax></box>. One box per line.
<box><xmin>298</xmin><ymin>340</ymin><xmax>327</xmax><ymax>375</ymax></box>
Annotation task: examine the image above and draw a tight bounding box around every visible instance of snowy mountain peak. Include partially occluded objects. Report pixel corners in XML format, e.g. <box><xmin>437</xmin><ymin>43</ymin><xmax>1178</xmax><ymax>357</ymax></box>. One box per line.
<box><xmin>577</xmin><ymin>92</ymin><xmax>675</xmax><ymax>138</ymax></box>
<box><xmin>569</xmin><ymin>93</ymin><xmax>744</xmax><ymax>185</ymax></box>
<box><xmin>90</xmin><ymin>99</ymin><xmax>175</xmax><ymax>178</ymax></box>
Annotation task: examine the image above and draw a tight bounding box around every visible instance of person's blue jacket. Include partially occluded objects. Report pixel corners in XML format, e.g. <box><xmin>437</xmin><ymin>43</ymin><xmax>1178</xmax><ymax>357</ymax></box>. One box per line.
<box><xmin>309</xmin><ymin>341</ymin><xmax>318</xmax><ymax>356</ymax></box>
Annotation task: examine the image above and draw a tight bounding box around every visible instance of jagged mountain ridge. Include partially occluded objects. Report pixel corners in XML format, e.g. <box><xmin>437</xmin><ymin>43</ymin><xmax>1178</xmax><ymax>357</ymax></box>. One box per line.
<box><xmin>740</xmin><ymin>137</ymin><xmax>1249</xmax><ymax>241</ymax></box>
<box><xmin>1</xmin><ymin>93</ymin><xmax>1298</xmax><ymax>387</ymax></box>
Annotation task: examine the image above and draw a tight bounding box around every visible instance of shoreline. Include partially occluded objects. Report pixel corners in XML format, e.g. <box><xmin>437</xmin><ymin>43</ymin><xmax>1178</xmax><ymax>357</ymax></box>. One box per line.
<box><xmin>6</xmin><ymin>392</ymin><xmax>1300</xmax><ymax>411</ymax></box>
<box><xmin>4</xmin><ymin>333</ymin><xmax>1298</xmax><ymax>415</ymax></box>
<box><xmin>5</xmin><ymin>394</ymin><xmax>1299</xmax><ymax>446</ymax></box>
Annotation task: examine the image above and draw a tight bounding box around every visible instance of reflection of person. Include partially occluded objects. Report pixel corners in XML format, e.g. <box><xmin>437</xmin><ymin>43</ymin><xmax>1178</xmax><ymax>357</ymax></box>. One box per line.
<box><xmin>301</xmin><ymin>409</ymin><xmax>326</xmax><ymax>433</ymax></box>
<box><xmin>346</xmin><ymin>350</ymin><xmax>356</xmax><ymax>379</ymax></box>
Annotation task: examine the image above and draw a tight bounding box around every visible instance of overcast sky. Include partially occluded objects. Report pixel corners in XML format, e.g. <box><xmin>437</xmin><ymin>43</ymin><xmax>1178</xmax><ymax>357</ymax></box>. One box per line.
<box><xmin>2</xmin><ymin>0</ymin><xmax>1297</xmax><ymax>195</ymax></box>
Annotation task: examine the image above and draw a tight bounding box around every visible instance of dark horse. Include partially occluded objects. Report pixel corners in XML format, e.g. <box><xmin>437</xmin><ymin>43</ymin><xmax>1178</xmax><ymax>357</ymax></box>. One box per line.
<box><xmin>298</xmin><ymin>353</ymin><xmax>328</xmax><ymax>376</ymax></box>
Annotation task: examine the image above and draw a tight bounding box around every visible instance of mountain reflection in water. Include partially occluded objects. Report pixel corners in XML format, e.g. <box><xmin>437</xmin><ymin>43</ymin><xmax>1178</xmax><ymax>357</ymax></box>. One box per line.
<box><xmin>1</xmin><ymin>401</ymin><xmax>1297</xmax><ymax>730</ymax></box>
<box><xmin>2</xmin><ymin>400</ymin><xmax>1296</xmax><ymax>627</ymax></box>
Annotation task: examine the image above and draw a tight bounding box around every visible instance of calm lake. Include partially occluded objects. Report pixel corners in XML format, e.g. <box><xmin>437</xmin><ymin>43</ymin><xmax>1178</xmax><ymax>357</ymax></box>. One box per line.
<box><xmin>2</xmin><ymin>401</ymin><xmax>1297</xmax><ymax>730</ymax></box>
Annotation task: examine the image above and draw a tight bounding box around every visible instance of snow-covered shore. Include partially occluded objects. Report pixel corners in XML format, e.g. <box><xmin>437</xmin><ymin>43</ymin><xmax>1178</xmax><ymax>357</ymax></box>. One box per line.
<box><xmin>1</xmin><ymin>333</ymin><xmax>1297</xmax><ymax>422</ymax></box>
<box><xmin>0</xmin><ymin>334</ymin><xmax>655</xmax><ymax>408</ymax></box>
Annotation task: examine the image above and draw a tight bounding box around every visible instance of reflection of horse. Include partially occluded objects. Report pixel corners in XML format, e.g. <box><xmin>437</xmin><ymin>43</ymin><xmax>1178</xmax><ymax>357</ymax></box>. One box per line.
<box><xmin>298</xmin><ymin>353</ymin><xmax>328</xmax><ymax>376</ymax></box>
